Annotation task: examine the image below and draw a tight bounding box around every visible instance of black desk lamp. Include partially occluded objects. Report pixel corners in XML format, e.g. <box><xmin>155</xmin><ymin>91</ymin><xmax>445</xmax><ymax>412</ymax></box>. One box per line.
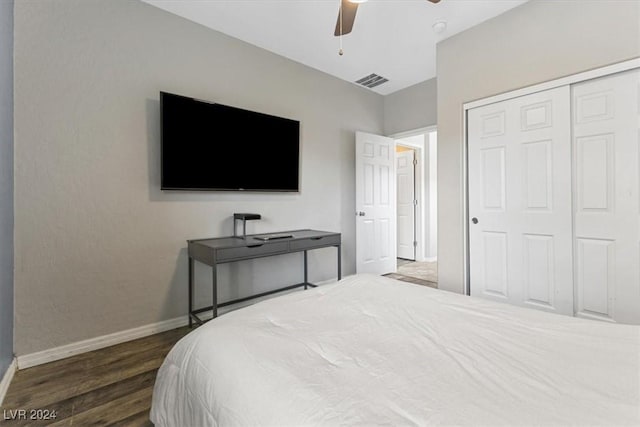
<box><xmin>233</xmin><ymin>213</ymin><xmax>261</xmax><ymax>239</ymax></box>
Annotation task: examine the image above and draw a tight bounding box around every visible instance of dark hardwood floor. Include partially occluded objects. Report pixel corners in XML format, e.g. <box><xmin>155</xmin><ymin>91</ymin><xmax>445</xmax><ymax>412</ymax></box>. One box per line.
<box><xmin>1</xmin><ymin>327</ymin><xmax>191</xmax><ymax>426</ymax></box>
<box><xmin>384</xmin><ymin>272</ymin><xmax>438</xmax><ymax>289</ymax></box>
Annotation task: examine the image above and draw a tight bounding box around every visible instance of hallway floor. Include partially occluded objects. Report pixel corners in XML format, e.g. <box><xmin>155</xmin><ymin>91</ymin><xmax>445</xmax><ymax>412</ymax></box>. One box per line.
<box><xmin>397</xmin><ymin>259</ymin><xmax>437</xmax><ymax>283</ymax></box>
<box><xmin>387</xmin><ymin>259</ymin><xmax>438</xmax><ymax>288</ymax></box>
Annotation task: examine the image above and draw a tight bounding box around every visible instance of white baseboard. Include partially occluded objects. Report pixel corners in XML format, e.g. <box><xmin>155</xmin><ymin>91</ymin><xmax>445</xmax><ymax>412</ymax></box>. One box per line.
<box><xmin>17</xmin><ymin>316</ymin><xmax>189</xmax><ymax>370</ymax></box>
<box><xmin>0</xmin><ymin>358</ymin><xmax>17</xmax><ymax>406</ymax></box>
<box><xmin>16</xmin><ymin>281</ymin><xmax>337</xmax><ymax>370</ymax></box>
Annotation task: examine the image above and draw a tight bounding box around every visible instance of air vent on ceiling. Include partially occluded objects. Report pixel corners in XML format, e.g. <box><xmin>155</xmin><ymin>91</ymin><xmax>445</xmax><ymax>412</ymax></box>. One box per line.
<box><xmin>355</xmin><ymin>73</ymin><xmax>389</xmax><ymax>89</ymax></box>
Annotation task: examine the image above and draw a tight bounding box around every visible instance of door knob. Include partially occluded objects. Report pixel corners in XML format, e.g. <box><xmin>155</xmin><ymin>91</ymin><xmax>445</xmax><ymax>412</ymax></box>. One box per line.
<box><xmin>472</xmin><ymin>217</ymin><xmax>478</xmax><ymax>224</ymax></box>
<box><xmin>356</xmin><ymin>211</ymin><xmax>365</xmax><ymax>216</ymax></box>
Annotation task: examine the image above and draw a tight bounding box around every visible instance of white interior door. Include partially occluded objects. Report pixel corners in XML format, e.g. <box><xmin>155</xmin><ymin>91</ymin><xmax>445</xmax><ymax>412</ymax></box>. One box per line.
<box><xmin>397</xmin><ymin>148</ymin><xmax>416</xmax><ymax>260</ymax></box>
<box><xmin>356</xmin><ymin>131</ymin><xmax>396</xmax><ymax>274</ymax></box>
<box><xmin>468</xmin><ymin>86</ymin><xmax>574</xmax><ymax>315</ymax></box>
<box><xmin>572</xmin><ymin>69</ymin><xmax>640</xmax><ymax>324</ymax></box>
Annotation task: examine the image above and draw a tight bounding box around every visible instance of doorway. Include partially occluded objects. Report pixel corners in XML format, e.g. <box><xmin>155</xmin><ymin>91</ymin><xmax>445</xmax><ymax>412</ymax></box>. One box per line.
<box><xmin>390</xmin><ymin>129</ymin><xmax>438</xmax><ymax>287</ymax></box>
<box><xmin>353</xmin><ymin>128</ymin><xmax>438</xmax><ymax>285</ymax></box>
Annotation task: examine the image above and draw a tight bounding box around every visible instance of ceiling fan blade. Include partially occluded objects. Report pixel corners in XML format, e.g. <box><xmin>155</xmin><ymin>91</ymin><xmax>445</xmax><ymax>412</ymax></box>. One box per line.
<box><xmin>334</xmin><ymin>0</ymin><xmax>359</xmax><ymax>36</ymax></box>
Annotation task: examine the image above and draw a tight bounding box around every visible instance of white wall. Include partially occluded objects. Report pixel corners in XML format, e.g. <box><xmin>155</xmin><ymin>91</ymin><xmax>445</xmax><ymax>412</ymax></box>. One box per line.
<box><xmin>427</xmin><ymin>131</ymin><xmax>437</xmax><ymax>261</ymax></box>
<box><xmin>436</xmin><ymin>0</ymin><xmax>640</xmax><ymax>294</ymax></box>
<box><xmin>0</xmin><ymin>0</ymin><xmax>14</xmax><ymax>377</ymax></box>
<box><xmin>13</xmin><ymin>0</ymin><xmax>383</xmax><ymax>356</ymax></box>
<box><xmin>384</xmin><ymin>78</ymin><xmax>437</xmax><ymax>136</ymax></box>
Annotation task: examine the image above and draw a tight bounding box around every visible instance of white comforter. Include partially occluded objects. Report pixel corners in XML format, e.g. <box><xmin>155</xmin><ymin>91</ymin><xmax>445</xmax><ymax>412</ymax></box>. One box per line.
<box><xmin>151</xmin><ymin>274</ymin><xmax>640</xmax><ymax>426</ymax></box>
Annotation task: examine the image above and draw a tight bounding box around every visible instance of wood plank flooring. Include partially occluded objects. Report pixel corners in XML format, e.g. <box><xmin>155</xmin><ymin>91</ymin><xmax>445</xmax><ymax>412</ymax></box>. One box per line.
<box><xmin>1</xmin><ymin>327</ymin><xmax>191</xmax><ymax>427</ymax></box>
<box><xmin>395</xmin><ymin>259</ymin><xmax>438</xmax><ymax>285</ymax></box>
<box><xmin>384</xmin><ymin>272</ymin><xmax>438</xmax><ymax>289</ymax></box>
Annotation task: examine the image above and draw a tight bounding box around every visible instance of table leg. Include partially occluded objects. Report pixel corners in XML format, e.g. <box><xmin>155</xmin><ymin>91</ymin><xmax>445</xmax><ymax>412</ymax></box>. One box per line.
<box><xmin>188</xmin><ymin>256</ymin><xmax>194</xmax><ymax>328</ymax></box>
<box><xmin>304</xmin><ymin>250</ymin><xmax>308</xmax><ymax>290</ymax></box>
<box><xmin>212</xmin><ymin>263</ymin><xmax>218</xmax><ymax>319</ymax></box>
<box><xmin>337</xmin><ymin>244</ymin><xmax>342</xmax><ymax>280</ymax></box>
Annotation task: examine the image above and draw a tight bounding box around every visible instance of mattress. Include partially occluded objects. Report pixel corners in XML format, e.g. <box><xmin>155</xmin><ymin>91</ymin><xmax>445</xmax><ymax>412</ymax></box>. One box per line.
<box><xmin>150</xmin><ymin>274</ymin><xmax>640</xmax><ymax>426</ymax></box>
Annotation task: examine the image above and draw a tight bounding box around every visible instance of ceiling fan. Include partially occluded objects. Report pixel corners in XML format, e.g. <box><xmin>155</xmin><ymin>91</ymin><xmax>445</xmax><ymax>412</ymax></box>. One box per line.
<box><xmin>334</xmin><ymin>0</ymin><xmax>441</xmax><ymax>37</ymax></box>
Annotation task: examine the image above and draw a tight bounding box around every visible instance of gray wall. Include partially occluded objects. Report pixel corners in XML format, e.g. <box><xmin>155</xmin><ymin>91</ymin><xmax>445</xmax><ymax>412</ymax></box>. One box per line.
<box><xmin>436</xmin><ymin>0</ymin><xmax>640</xmax><ymax>294</ymax></box>
<box><xmin>384</xmin><ymin>77</ymin><xmax>436</xmax><ymax>136</ymax></box>
<box><xmin>14</xmin><ymin>0</ymin><xmax>383</xmax><ymax>355</ymax></box>
<box><xmin>0</xmin><ymin>0</ymin><xmax>14</xmax><ymax>377</ymax></box>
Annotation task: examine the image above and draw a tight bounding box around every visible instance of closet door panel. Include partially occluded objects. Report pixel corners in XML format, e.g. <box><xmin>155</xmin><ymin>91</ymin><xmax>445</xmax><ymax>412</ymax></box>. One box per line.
<box><xmin>468</xmin><ymin>86</ymin><xmax>574</xmax><ymax>315</ymax></box>
<box><xmin>572</xmin><ymin>69</ymin><xmax>640</xmax><ymax>324</ymax></box>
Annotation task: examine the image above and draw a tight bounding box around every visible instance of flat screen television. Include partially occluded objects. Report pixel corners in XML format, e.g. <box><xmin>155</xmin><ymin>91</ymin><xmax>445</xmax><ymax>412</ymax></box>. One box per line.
<box><xmin>160</xmin><ymin>91</ymin><xmax>300</xmax><ymax>192</ymax></box>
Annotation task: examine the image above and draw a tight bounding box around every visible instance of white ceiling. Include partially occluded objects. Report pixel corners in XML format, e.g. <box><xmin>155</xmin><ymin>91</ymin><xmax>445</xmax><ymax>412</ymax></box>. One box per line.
<box><xmin>143</xmin><ymin>0</ymin><xmax>528</xmax><ymax>95</ymax></box>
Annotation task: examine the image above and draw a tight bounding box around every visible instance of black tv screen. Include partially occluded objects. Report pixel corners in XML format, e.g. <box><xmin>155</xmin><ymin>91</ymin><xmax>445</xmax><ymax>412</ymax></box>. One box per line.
<box><xmin>160</xmin><ymin>92</ymin><xmax>300</xmax><ymax>191</ymax></box>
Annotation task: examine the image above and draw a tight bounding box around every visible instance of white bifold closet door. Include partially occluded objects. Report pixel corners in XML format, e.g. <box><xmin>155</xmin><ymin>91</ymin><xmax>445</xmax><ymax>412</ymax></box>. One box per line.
<box><xmin>468</xmin><ymin>86</ymin><xmax>574</xmax><ymax>316</ymax></box>
<box><xmin>469</xmin><ymin>69</ymin><xmax>640</xmax><ymax>324</ymax></box>
<box><xmin>572</xmin><ymin>69</ymin><xmax>640</xmax><ymax>324</ymax></box>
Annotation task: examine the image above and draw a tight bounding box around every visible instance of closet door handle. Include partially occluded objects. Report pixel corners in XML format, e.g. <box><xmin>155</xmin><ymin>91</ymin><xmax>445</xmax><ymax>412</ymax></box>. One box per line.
<box><xmin>471</xmin><ymin>217</ymin><xmax>478</xmax><ymax>224</ymax></box>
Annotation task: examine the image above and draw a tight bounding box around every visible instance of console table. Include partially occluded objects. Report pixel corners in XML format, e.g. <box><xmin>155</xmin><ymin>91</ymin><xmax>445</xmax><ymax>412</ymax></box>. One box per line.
<box><xmin>187</xmin><ymin>229</ymin><xmax>341</xmax><ymax>327</ymax></box>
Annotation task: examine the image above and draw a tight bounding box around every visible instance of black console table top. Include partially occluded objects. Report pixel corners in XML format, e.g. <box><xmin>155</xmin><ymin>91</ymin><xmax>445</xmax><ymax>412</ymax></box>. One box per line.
<box><xmin>187</xmin><ymin>229</ymin><xmax>341</xmax><ymax>326</ymax></box>
<box><xmin>187</xmin><ymin>229</ymin><xmax>340</xmax><ymax>248</ymax></box>
<box><xmin>190</xmin><ymin>229</ymin><xmax>339</xmax><ymax>249</ymax></box>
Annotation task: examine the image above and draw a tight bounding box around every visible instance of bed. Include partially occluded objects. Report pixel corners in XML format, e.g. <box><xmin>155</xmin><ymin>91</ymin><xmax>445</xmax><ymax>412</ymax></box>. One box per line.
<box><xmin>150</xmin><ymin>274</ymin><xmax>640</xmax><ymax>426</ymax></box>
